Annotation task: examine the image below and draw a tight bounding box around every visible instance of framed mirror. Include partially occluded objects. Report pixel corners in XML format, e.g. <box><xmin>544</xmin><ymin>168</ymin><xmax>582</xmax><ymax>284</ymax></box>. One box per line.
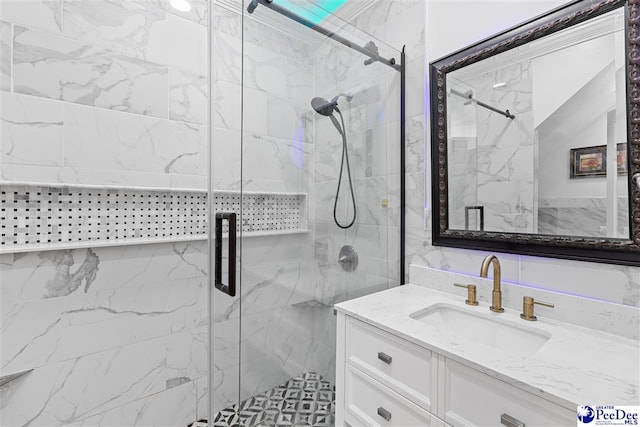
<box><xmin>429</xmin><ymin>0</ymin><xmax>640</xmax><ymax>266</ymax></box>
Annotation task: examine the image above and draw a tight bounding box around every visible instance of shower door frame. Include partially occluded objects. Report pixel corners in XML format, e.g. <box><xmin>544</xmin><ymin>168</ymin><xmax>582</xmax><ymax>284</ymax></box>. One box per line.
<box><xmin>208</xmin><ymin>0</ymin><xmax>407</xmax><ymax>420</ymax></box>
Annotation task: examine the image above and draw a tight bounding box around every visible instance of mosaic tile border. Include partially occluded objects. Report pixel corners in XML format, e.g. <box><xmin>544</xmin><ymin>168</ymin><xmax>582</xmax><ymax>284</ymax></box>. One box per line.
<box><xmin>1</xmin><ymin>183</ymin><xmax>307</xmax><ymax>252</ymax></box>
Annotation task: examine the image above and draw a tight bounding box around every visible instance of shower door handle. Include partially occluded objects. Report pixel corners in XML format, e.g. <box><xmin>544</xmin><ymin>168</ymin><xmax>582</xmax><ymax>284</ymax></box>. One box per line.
<box><xmin>215</xmin><ymin>212</ymin><xmax>237</xmax><ymax>297</ymax></box>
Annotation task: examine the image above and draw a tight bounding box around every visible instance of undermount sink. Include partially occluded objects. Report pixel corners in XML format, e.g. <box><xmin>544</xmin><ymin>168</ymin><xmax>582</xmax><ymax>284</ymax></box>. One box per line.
<box><xmin>410</xmin><ymin>303</ymin><xmax>551</xmax><ymax>357</ymax></box>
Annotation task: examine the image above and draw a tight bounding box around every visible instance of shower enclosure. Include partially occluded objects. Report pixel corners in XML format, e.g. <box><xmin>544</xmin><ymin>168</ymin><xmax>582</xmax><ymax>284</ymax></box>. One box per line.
<box><xmin>209</xmin><ymin>0</ymin><xmax>405</xmax><ymax>423</ymax></box>
<box><xmin>0</xmin><ymin>0</ymin><xmax>403</xmax><ymax>425</ymax></box>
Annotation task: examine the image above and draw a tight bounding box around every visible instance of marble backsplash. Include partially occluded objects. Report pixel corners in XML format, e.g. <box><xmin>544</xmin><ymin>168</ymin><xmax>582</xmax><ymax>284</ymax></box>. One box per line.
<box><xmin>410</xmin><ymin>264</ymin><xmax>640</xmax><ymax>341</ymax></box>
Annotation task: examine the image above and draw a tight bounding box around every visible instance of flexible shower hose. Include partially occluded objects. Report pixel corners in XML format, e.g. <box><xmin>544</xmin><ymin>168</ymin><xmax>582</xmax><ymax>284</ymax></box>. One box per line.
<box><xmin>333</xmin><ymin>107</ymin><xmax>357</xmax><ymax>229</ymax></box>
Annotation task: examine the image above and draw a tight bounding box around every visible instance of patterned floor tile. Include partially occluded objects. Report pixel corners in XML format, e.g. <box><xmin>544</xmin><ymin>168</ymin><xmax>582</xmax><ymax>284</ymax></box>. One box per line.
<box><xmin>202</xmin><ymin>372</ymin><xmax>335</xmax><ymax>427</ymax></box>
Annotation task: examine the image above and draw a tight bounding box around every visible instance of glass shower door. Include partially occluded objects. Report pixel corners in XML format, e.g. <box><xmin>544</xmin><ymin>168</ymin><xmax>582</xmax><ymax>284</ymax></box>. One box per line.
<box><xmin>209</xmin><ymin>0</ymin><xmax>245</xmax><ymax>420</ymax></box>
<box><xmin>209</xmin><ymin>0</ymin><xmax>403</xmax><ymax>424</ymax></box>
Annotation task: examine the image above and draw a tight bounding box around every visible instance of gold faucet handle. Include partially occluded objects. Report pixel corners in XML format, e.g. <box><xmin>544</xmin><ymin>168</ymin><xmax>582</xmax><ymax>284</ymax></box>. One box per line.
<box><xmin>453</xmin><ymin>283</ymin><xmax>479</xmax><ymax>306</ymax></box>
<box><xmin>520</xmin><ymin>296</ymin><xmax>554</xmax><ymax>321</ymax></box>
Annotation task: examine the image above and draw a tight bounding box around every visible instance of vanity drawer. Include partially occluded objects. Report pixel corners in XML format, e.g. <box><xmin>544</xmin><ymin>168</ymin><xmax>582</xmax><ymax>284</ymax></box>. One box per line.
<box><xmin>346</xmin><ymin>318</ymin><xmax>434</xmax><ymax>410</ymax></box>
<box><xmin>345</xmin><ymin>365</ymin><xmax>440</xmax><ymax>427</ymax></box>
<box><xmin>442</xmin><ymin>358</ymin><xmax>574</xmax><ymax>427</ymax></box>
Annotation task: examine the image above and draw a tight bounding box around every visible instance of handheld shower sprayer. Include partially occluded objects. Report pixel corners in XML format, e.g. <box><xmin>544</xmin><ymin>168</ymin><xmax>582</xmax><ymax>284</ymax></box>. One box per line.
<box><xmin>311</xmin><ymin>93</ymin><xmax>357</xmax><ymax>229</ymax></box>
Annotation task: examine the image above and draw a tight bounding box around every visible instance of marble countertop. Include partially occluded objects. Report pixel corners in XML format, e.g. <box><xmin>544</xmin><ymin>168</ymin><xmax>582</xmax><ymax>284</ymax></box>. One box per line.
<box><xmin>335</xmin><ymin>284</ymin><xmax>640</xmax><ymax>410</ymax></box>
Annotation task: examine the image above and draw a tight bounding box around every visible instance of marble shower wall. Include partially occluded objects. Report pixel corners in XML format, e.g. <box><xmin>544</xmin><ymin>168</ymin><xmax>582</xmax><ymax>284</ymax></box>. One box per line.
<box><xmin>1</xmin><ymin>0</ymin><xmax>209</xmax><ymax>189</ymax></box>
<box><xmin>309</xmin><ymin>0</ymin><xmax>427</xmax><ymax>385</ymax></box>
<box><xmin>406</xmin><ymin>0</ymin><xmax>639</xmax><ymax>310</ymax></box>
<box><xmin>0</xmin><ymin>1</ymin><xmax>209</xmax><ymax>425</ymax></box>
<box><xmin>210</xmin><ymin>2</ymin><xmax>317</xmax><ymax>414</ymax></box>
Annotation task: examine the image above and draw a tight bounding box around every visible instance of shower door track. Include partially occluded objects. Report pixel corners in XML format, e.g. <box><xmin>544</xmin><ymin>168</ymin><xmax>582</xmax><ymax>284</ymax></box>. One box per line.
<box><xmin>247</xmin><ymin>0</ymin><xmax>402</xmax><ymax>71</ymax></box>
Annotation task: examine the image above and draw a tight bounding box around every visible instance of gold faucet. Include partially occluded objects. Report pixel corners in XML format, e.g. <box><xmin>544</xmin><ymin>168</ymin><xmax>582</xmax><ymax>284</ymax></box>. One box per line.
<box><xmin>480</xmin><ymin>255</ymin><xmax>504</xmax><ymax>313</ymax></box>
<box><xmin>520</xmin><ymin>296</ymin><xmax>554</xmax><ymax>321</ymax></box>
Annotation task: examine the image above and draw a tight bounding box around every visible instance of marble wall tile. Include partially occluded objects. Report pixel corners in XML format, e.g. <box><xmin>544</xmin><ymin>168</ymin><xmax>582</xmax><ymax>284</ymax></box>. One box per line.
<box><xmin>314</xmin><ymin>124</ymin><xmax>345</xmax><ymax>182</ymax></box>
<box><xmin>168</xmin><ymin>172</ymin><xmax>208</xmax><ymax>190</ymax></box>
<box><xmin>1</xmin><ymin>277</ymin><xmax>206</xmax><ymax>373</ymax></box>
<box><xmin>63</xmin><ymin>0</ymin><xmax>207</xmax><ymax>75</ymax></box>
<box><xmin>409</xmin><ymin>237</ymin><xmax>522</xmax><ymax>284</ymax></box>
<box><xmin>315</xmin><ymin>122</ymin><xmax>387</xmax><ymax>183</ymax></box>
<box><xmin>0</xmin><ymin>91</ymin><xmax>64</xmax><ymax>166</ymax></box>
<box><xmin>0</xmin><ymin>162</ymin><xmax>209</xmax><ymax>189</ymax></box>
<box><xmin>243</xmin><ymin>15</ymin><xmax>310</xmax><ymax>62</ymax></box>
<box><xmin>314</xmin><ymin>223</ymin><xmax>389</xmax><ymax>298</ymax></box>
<box><xmin>213</xmin><ymin>80</ymin><xmax>242</xmax><ymax>131</ymax></box>
<box><xmin>313</xmin><ymin>40</ymin><xmax>381</xmax><ymax>95</ymax></box>
<box><xmin>0</xmin><ymin>328</ymin><xmax>203</xmax><ymax>426</ymax></box>
<box><xmin>212</xmin><ymin>234</ymin><xmax>314</xmax><ymax>322</ymax></box>
<box><xmin>388</xmin><ymin>171</ymin><xmax>424</xmax><ymax>230</ymax></box>
<box><xmin>352</xmin><ymin>176</ymin><xmax>389</xmax><ymax>227</ymax></box>
<box><xmin>310</xmin><ymin>306</ymin><xmax>337</xmax><ymax>383</ymax></box>
<box><xmin>520</xmin><ymin>256</ymin><xmax>640</xmax><ymax>307</ymax></box>
<box><xmin>211</xmin><ymin>2</ymin><xmax>241</xmax><ymax>39</ymax></box>
<box><xmin>242</xmin><ymin>41</ymin><xmax>288</xmax><ymax>95</ymax></box>
<box><xmin>73</xmin><ymin>380</ymin><xmax>197</xmax><ymax>427</ymax></box>
<box><xmin>211</xmin><ymin>128</ymin><xmax>242</xmax><ymax>187</ymax></box>
<box><xmin>386</xmin><ymin>114</ymin><xmax>425</xmax><ymax>176</ymax></box>
<box><xmin>211</xmin><ymin>317</ymin><xmax>240</xmax><ymax>371</ymax></box>
<box><xmin>242</xmin><ymin>134</ymin><xmax>313</xmax><ymax>193</ymax></box>
<box><xmin>0</xmin><ymin>0</ymin><xmax>62</xmax><ymax>34</ymax></box>
<box><xmin>266</xmin><ymin>95</ymin><xmax>308</xmax><ymax>141</ymax></box>
<box><xmin>377</xmin><ymin>1</ymin><xmax>425</xmax><ymax>55</ymax></box>
<box><xmin>238</xmin><ymin>263</ymin><xmax>315</xmax><ymax>317</ymax></box>
<box><xmin>287</xmin><ymin>58</ymin><xmax>313</xmax><ymax>107</ymax></box>
<box><xmin>0</xmin><ymin>1</ymin><xmax>210</xmax><ymax>425</ymax></box>
<box><xmin>240</xmin><ymin>306</ymin><xmax>316</xmax><ymax>368</ymax></box>
<box><xmin>348</xmin><ymin>126</ymin><xmax>388</xmax><ymax>179</ymax></box>
<box><xmin>170</xmin><ymin>68</ymin><xmax>208</xmax><ymax>124</ymax></box>
<box><xmin>13</xmin><ymin>26</ymin><xmax>169</xmax><ymax>118</ymax></box>
<box><xmin>211</xmin><ymin>310</ymin><xmax>318</xmax><ymax>412</ymax></box>
<box><xmin>0</xmin><ymin>20</ymin><xmax>10</xmax><ymax>92</ymax></box>
<box><xmin>387</xmin><ymin>225</ymin><xmax>401</xmax><ymax>281</ymax></box>
<box><xmin>64</xmin><ymin>103</ymin><xmax>207</xmax><ymax>179</ymax></box>
<box><xmin>211</xmin><ymin>31</ymin><xmax>242</xmax><ymax>85</ymax></box>
<box><xmin>211</xmin><ymin>360</ymin><xmax>239</xmax><ymax>415</ymax></box>
<box><xmin>351</xmin><ymin>0</ymin><xmax>423</xmax><ymax>45</ymax></box>
<box><xmin>312</xmin><ymin>180</ymin><xmax>345</xmax><ymax>224</ymax></box>
<box><xmin>244</xmin><ymin>87</ymin><xmax>269</xmax><ymax>135</ymax></box>
<box><xmin>4</xmin><ymin>242</ymin><xmax>207</xmax><ymax>304</ymax></box>
<box><xmin>195</xmin><ymin>376</ymin><xmax>209</xmax><ymax>421</ymax></box>
<box><xmin>238</xmin><ymin>307</ymin><xmax>316</xmax><ymax>399</ymax></box>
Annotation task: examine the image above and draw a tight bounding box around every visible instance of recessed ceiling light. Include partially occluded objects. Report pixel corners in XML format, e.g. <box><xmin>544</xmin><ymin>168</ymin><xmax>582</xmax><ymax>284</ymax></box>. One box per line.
<box><xmin>170</xmin><ymin>0</ymin><xmax>192</xmax><ymax>12</ymax></box>
<box><xmin>493</xmin><ymin>82</ymin><xmax>506</xmax><ymax>89</ymax></box>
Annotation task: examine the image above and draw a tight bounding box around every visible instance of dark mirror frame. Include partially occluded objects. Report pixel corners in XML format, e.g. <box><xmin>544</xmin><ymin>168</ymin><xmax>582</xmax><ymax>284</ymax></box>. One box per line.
<box><xmin>429</xmin><ymin>0</ymin><xmax>640</xmax><ymax>266</ymax></box>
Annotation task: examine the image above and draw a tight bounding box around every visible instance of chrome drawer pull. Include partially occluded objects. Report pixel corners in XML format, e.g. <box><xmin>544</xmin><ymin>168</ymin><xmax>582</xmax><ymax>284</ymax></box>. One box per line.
<box><xmin>377</xmin><ymin>352</ymin><xmax>392</xmax><ymax>364</ymax></box>
<box><xmin>377</xmin><ymin>406</ymin><xmax>392</xmax><ymax>421</ymax></box>
<box><xmin>501</xmin><ymin>413</ymin><xmax>525</xmax><ymax>427</ymax></box>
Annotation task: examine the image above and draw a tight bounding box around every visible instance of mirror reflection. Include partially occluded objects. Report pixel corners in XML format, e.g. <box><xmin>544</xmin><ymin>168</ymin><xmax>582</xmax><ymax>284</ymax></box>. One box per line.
<box><xmin>446</xmin><ymin>7</ymin><xmax>628</xmax><ymax>238</ymax></box>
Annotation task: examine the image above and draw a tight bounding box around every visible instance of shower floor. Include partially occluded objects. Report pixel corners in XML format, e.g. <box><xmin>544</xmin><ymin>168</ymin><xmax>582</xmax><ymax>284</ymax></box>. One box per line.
<box><xmin>209</xmin><ymin>372</ymin><xmax>335</xmax><ymax>427</ymax></box>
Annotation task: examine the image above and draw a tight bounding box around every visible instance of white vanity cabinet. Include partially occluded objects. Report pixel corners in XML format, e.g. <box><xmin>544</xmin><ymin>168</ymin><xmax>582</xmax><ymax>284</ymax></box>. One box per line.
<box><xmin>336</xmin><ymin>313</ymin><xmax>575</xmax><ymax>427</ymax></box>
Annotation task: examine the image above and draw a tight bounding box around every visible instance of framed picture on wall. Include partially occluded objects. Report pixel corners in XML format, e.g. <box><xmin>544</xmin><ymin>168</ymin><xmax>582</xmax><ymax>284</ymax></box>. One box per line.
<box><xmin>570</xmin><ymin>143</ymin><xmax>627</xmax><ymax>178</ymax></box>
